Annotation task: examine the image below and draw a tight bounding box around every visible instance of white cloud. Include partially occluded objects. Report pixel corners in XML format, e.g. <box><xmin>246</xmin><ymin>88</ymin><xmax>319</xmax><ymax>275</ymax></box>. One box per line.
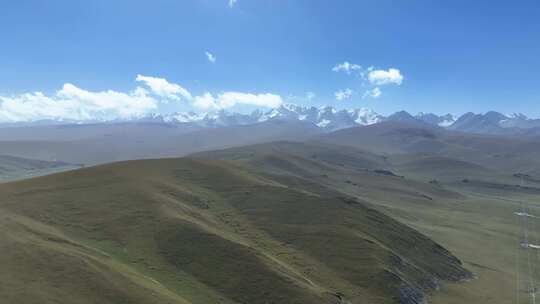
<box><xmin>334</xmin><ymin>88</ymin><xmax>353</xmax><ymax>101</ymax></box>
<box><xmin>193</xmin><ymin>92</ymin><xmax>283</xmax><ymax>110</ymax></box>
<box><xmin>205</xmin><ymin>51</ymin><xmax>216</xmax><ymax>63</ymax></box>
<box><xmin>332</xmin><ymin>63</ymin><xmax>402</xmax><ymax>99</ymax></box>
<box><xmin>368</xmin><ymin>68</ymin><xmax>403</xmax><ymax>85</ymax></box>
<box><xmin>332</xmin><ymin>62</ymin><xmax>361</xmax><ymax>74</ymax></box>
<box><xmin>363</xmin><ymin>87</ymin><xmax>381</xmax><ymax>98</ymax></box>
<box><xmin>193</xmin><ymin>93</ymin><xmax>219</xmax><ymax>110</ymax></box>
<box><xmin>359</xmin><ymin>65</ymin><xmax>375</xmax><ymax>79</ymax></box>
<box><xmin>0</xmin><ymin>75</ymin><xmax>285</xmax><ymax>122</ymax></box>
<box><xmin>228</xmin><ymin>0</ymin><xmax>237</xmax><ymax>8</ymax></box>
<box><xmin>306</xmin><ymin>91</ymin><xmax>316</xmax><ymax>100</ymax></box>
<box><xmin>0</xmin><ymin>84</ymin><xmax>157</xmax><ymax>122</ymax></box>
<box><xmin>220</xmin><ymin>92</ymin><xmax>282</xmax><ymax>108</ymax></box>
<box><xmin>136</xmin><ymin>74</ymin><xmax>192</xmax><ymax>101</ymax></box>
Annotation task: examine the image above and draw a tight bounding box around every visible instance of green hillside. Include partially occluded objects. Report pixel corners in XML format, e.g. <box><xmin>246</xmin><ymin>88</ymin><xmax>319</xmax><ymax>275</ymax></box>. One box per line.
<box><xmin>195</xmin><ymin>141</ymin><xmax>540</xmax><ymax>304</ymax></box>
<box><xmin>0</xmin><ymin>156</ymin><xmax>470</xmax><ymax>304</ymax></box>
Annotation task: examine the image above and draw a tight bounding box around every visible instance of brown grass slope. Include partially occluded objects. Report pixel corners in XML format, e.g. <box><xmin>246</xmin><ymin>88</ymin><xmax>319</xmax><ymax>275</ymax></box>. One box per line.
<box><xmin>0</xmin><ymin>156</ymin><xmax>469</xmax><ymax>304</ymax></box>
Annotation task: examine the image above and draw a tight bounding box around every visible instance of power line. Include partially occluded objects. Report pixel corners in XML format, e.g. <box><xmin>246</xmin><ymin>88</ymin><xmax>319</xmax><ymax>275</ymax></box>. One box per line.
<box><xmin>516</xmin><ymin>204</ymin><xmax>522</xmax><ymax>304</ymax></box>
<box><xmin>516</xmin><ymin>175</ymin><xmax>539</xmax><ymax>304</ymax></box>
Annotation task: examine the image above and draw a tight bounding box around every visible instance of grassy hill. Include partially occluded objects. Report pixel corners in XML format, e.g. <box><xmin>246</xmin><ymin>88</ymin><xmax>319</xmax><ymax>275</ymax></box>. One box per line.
<box><xmin>388</xmin><ymin>154</ymin><xmax>496</xmax><ymax>182</ymax></box>
<box><xmin>194</xmin><ymin>141</ymin><xmax>540</xmax><ymax>304</ymax></box>
<box><xmin>314</xmin><ymin>121</ymin><xmax>540</xmax><ymax>183</ymax></box>
<box><xmin>0</xmin><ymin>156</ymin><xmax>470</xmax><ymax>304</ymax></box>
<box><xmin>4</xmin><ymin>126</ymin><xmax>538</xmax><ymax>304</ymax></box>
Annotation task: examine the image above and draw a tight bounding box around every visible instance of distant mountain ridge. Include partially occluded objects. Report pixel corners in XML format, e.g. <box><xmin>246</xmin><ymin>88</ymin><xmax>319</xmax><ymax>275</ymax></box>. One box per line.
<box><xmin>1</xmin><ymin>103</ymin><xmax>539</xmax><ymax>135</ymax></box>
<box><xmin>140</xmin><ymin>105</ymin><xmax>540</xmax><ymax>135</ymax></box>
<box><xmin>415</xmin><ymin>112</ymin><xmax>457</xmax><ymax>127</ymax></box>
<box><xmin>135</xmin><ymin>104</ymin><xmax>384</xmax><ymax>131</ymax></box>
<box><xmin>448</xmin><ymin>111</ymin><xmax>540</xmax><ymax>134</ymax></box>
<box><xmin>135</xmin><ymin>105</ymin><xmax>454</xmax><ymax>131</ymax></box>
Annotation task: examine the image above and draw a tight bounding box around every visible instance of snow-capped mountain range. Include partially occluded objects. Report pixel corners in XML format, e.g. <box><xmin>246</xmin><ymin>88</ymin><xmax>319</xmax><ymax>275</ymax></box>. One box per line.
<box><xmin>2</xmin><ymin>104</ymin><xmax>540</xmax><ymax>136</ymax></box>
<box><xmin>138</xmin><ymin>104</ymin><xmax>385</xmax><ymax>131</ymax></box>
<box><xmin>137</xmin><ymin>104</ymin><xmax>464</xmax><ymax>132</ymax></box>
<box><xmin>141</xmin><ymin>104</ymin><xmax>540</xmax><ymax>135</ymax></box>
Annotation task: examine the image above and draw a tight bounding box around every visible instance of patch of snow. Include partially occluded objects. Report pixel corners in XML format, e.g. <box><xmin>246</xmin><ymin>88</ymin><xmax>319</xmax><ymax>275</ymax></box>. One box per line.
<box><xmin>514</xmin><ymin>212</ymin><xmax>539</xmax><ymax>218</ymax></box>
<box><xmin>317</xmin><ymin>119</ymin><xmax>331</xmax><ymax>128</ymax></box>
<box><xmin>438</xmin><ymin>119</ymin><xmax>455</xmax><ymax>127</ymax></box>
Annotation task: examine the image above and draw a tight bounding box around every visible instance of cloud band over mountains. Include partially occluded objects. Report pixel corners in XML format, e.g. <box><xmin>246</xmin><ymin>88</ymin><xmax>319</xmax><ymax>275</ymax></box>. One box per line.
<box><xmin>0</xmin><ymin>75</ymin><xmax>283</xmax><ymax>122</ymax></box>
<box><xmin>0</xmin><ymin>64</ymin><xmax>403</xmax><ymax>122</ymax></box>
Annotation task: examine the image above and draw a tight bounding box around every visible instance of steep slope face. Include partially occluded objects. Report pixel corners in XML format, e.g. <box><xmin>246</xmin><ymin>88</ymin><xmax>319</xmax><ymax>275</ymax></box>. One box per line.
<box><xmin>0</xmin><ymin>157</ymin><xmax>470</xmax><ymax>304</ymax></box>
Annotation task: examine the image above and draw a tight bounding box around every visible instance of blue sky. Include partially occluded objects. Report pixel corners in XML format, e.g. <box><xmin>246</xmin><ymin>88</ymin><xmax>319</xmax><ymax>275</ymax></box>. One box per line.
<box><xmin>1</xmin><ymin>0</ymin><xmax>539</xmax><ymax>121</ymax></box>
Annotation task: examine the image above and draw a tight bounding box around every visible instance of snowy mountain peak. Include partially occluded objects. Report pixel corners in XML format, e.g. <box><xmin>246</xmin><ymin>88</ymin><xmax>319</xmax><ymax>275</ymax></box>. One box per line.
<box><xmin>415</xmin><ymin>112</ymin><xmax>457</xmax><ymax>127</ymax></box>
